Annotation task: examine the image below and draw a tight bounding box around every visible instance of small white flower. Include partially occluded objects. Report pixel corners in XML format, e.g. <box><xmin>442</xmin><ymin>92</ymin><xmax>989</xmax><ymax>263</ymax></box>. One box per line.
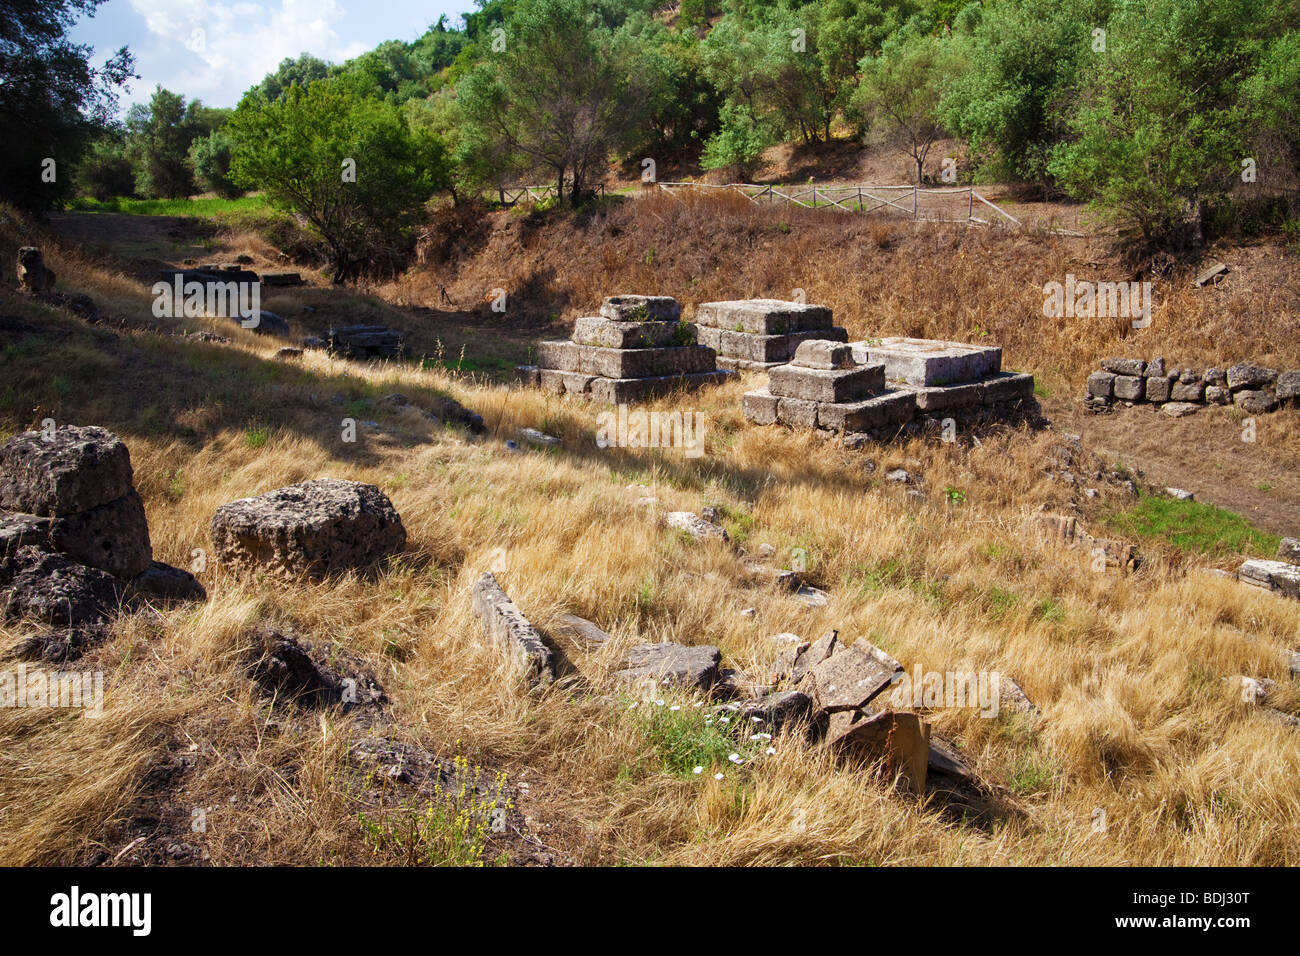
<box><xmin>751</xmin><ymin>716</ymin><xmax>763</xmax><ymax>722</ymax></box>
<box><xmin>766</xmin><ymin>747</ymin><xmax>776</xmax><ymax>755</ymax></box>
<box><xmin>714</xmin><ymin>773</ymin><xmax>724</xmax><ymax>780</ymax></box>
<box><xmin>669</xmin><ymin>705</ymin><xmax>681</xmax><ymax>711</ymax></box>
<box><xmin>655</xmin><ymin>699</ymin><xmax>665</xmax><ymax>706</ymax></box>
<box><xmin>718</xmin><ymin>716</ymin><xmax>730</xmax><ymax>724</ymax></box>
<box><xmin>692</xmin><ymin>701</ymin><xmax>704</xmax><ymax>708</ymax></box>
<box><xmin>628</xmin><ymin>702</ymin><xmax>638</xmax><ymax>709</ymax></box>
<box><xmin>728</xmin><ymin>753</ymin><xmax>743</xmax><ymax>764</ymax></box>
<box><xmin>693</xmin><ymin>766</ymin><xmax>704</xmax><ymax>775</ymax></box>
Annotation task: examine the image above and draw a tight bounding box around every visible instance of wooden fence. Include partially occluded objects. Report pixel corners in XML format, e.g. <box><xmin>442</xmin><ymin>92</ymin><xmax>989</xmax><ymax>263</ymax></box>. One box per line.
<box><xmin>656</xmin><ymin>181</ymin><xmax>1020</xmax><ymax>225</ymax></box>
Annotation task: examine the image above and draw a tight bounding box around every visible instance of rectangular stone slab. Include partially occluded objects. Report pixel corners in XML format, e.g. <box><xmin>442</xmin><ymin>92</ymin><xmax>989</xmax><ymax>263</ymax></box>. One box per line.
<box><xmin>571</xmin><ymin>317</ymin><xmax>684</xmax><ymax>349</ymax></box>
<box><xmin>697</xmin><ymin>325</ymin><xmax>847</xmax><ymax>363</ymax></box>
<box><xmin>980</xmin><ymin>372</ymin><xmax>1036</xmax><ymax>404</ymax></box>
<box><xmin>902</xmin><ymin>380</ymin><xmax>986</xmax><ymax>412</ymax></box>
<box><xmin>767</xmin><ymin>363</ymin><xmax>885</xmax><ymax>403</ymax></box>
<box><xmin>600</xmin><ymin>295</ymin><xmax>680</xmax><ymax>322</ymax></box>
<box><xmin>741</xmin><ymin>389</ymin><xmax>780</xmax><ymax>424</ymax></box>
<box><xmin>848</xmin><ymin>337</ymin><xmax>1002</xmax><ymax>386</ymax></box>
<box><xmin>694</xmin><ymin>299</ymin><xmax>834</xmax><ymax>335</ymax></box>
<box><xmin>470</xmin><ymin>572</ymin><xmax>553</xmax><ymax>684</ymax></box>
<box><xmin>588</xmin><ymin>370</ymin><xmax>733</xmax><ymax>404</ymax></box>
<box><xmin>538</xmin><ymin>368</ymin><xmax>598</xmax><ymax>396</ymax></box>
<box><xmin>1238</xmin><ymin>559</ymin><xmax>1300</xmax><ymax>600</ymax></box>
<box><xmin>815</xmin><ymin>390</ymin><xmax>917</xmax><ymax>432</ymax></box>
<box><xmin>536</xmin><ymin>340</ymin><xmax>717</xmax><ymax>378</ymax></box>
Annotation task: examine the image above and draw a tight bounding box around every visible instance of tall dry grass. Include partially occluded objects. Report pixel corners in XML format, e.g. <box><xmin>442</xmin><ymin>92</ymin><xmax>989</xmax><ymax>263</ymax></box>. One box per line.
<box><xmin>0</xmin><ymin>198</ymin><xmax>1297</xmax><ymax>865</ymax></box>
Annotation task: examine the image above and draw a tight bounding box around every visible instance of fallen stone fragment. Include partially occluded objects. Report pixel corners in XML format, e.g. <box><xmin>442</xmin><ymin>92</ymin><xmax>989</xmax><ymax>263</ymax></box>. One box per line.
<box><xmin>1193</xmin><ymin>262</ymin><xmax>1228</xmax><ymax>287</ymax></box>
<box><xmin>739</xmin><ymin>690</ymin><xmax>814</xmax><ymax>734</ymax></box>
<box><xmin>1279</xmin><ymin>538</ymin><xmax>1300</xmax><ymax>563</ymax></box>
<box><xmin>519</xmin><ymin>427</ymin><xmax>561</xmax><ymax>446</ymax></box>
<box><xmin>1166</xmin><ymin>487</ymin><xmax>1194</xmax><ymax>501</ymax></box>
<box><xmin>2</xmin><ymin>546</ymin><xmax>122</xmax><ymax>629</ymax></box>
<box><xmin>885</xmin><ymin>468</ymin><xmax>910</xmax><ymax>483</ymax></box>
<box><xmin>1161</xmin><ymin>401</ymin><xmax>1200</xmax><ymax>418</ymax></box>
<box><xmin>999</xmin><ymin>676</ymin><xmax>1035</xmax><ymax>715</ymax></box>
<box><xmin>1226</xmin><ymin>362</ymin><xmax>1276</xmax><ymax>390</ymax></box>
<box><xmin>1237</xmin><ymin>559</ymin><xmax>1300</xmax><ymax>600</ymax></box>
<box><xmin>799</xmin><ymin>639</ymin><xmax>902</xmax><ymax>712</ymax></box>
<box><xmin>245</xmin><ymin>625</ymin><xmax>385</xmax><ymax>710</ymax></box>
<box><xmin>130</xmin><ymin>561</ymin><xmax>206</xmax><ymax>603</ymax></box>
<box><xmin>470</xmin><ymin>572</ymin><xmax>553</xmax><ymax>683</ymax></box>
<box><xmin>1224</xmin><ymin>674</ymin><xmax>1276</xmax><ymax>705</ymax></box>
<box><xmin>551</xmin><ymin>612</ymin><xmax>611</xmax><ymax>650</ymax></box>
<box><xmin>0</xmin><ymin>424</ymin><xmax>134</xmax><ymax>516</ymax></box>
<box><xmin>614</xmin><ymin>642</ymin><xmax>720</xmax><ymax>689</ymax></box>
<box><xmin>210</xmin><ymin>478</ymin><xmax>406</xmax><ymax>577</ymax></box>
<box><xmin>793</xmin><ymin>585</ymin><xmax>828</xmax><ymax>606</ymax></box>
<box><xmin>927</xmin><ymin>734</ymin><xmax>977</xmax><ymax>783</ymax></box>
<box><xmin>824</xmin><ymin>709</ymin><xmax>929</xmax><ymax>792</ymax></box>
<box><xmin>665</xmin><ymin>511</ymin><xmax>728</xmax><ymax>541</ymax></box>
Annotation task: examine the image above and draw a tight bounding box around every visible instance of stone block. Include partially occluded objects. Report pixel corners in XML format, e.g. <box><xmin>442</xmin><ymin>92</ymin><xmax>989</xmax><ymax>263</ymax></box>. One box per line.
<box><xmin>693</xmin><ymin>299</ymin><xmax>833</xmax><ymax>335</ymax></box>
<box><xmin>1277</xmin><ymin>370</ymin><xmax>1300</xmax><ymax>401</ymax></box>
<box><xmin>470</xmin><ymin>572</ymin><xmax>553</xmax><ymax>683</ymax></box>
<box><xmin>587</xmin><ymin>370</ymin><xmax>732</xmax><ymax>404</ymax></box>
<box><xmin>1170</xmin><ymin>380</ymin><xmax>1205</xmax><ymax>402</ymax></box>
<box><xmin>768</xmin><ymin>363</ymin><xmax>885</xmax><ymax>403</ymax></box>
<box><xmin>1144</xmin><ymin>376</ymin><xmax>1173</xmax><ymax>403</ymax></box>
<box><xmin>1235</xmin><ymin>389</ymin><xmax>1277</xmax><ymax>414</ymax></box>
<box><xmin>571</xmin><ymin>317</ymin><xmax>684</xmax><ymax>349</ymax></box>
<box><xmin>1113</xmin><ymin>375</ymin><xmax>1144</xmax><ymax>401</ymax></box>
<box><xmin>816</xmin><ymin>391</ymin><xmax>917</xmax><ymax>432</ymax></box>
<box><xmin>536</xmin><ymin>341</ymin><xmax>716</xmax><ymax>379</ymax></box>
<box><xmin>981</xmin><ymin>372</ymin><xmax>1036</xmax><ymax>404</ymax></box>
<box><xmin>1086</xmin><ymin>371</ymin><xmax>1116</xmax><ymax>399</ymax></box>
<box><xmin>791</xmin><ymin>340</ymin><xmax>854</xmax><ymax>369</ymax></box>
<box><xmin>741</xmin><ymin>389</ymin><xmax>779</xmax><ymax>425</ymax></box>
<box><xmin>599</xmin><ymin>295</ymin><xmax>680</xmax><ymax>322</ymax></box>
<box><xmin>848</xmin><ymin>337</ymin><xmax>1001</xmax><ymax>386</ymax></box>
<box><xmin>1101</xmin><ymin>358</ymin><xmax>1146</xmax><ymax>376</ymax></box>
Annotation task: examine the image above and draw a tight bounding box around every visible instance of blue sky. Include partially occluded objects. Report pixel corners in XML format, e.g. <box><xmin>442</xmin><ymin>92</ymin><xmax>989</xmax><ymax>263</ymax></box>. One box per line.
<box><xmin>70</xmin><ymin>0</ymin><xmax>475</xmax><ymax>113</ymax></box>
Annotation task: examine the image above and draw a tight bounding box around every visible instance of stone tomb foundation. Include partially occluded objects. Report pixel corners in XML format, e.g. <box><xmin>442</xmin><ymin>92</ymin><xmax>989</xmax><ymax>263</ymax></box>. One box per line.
<box><xmin>743</xmin><ymin>337</ymin><xmax>1037</xmax><ymax>439</ymax></box>
<box><xmin>693</xmin><ymin>299</ymin><xmax>848</xmax><ymax>371</ymax></box>
<box><xmin>517</xmin><ymin>295</ymin><xmax>733</xmax><ymax>403</ymax></box>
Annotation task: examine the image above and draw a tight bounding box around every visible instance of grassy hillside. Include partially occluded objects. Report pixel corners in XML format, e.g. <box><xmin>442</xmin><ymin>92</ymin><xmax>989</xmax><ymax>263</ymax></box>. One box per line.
<box><xmin>1</xmin><ymin>197</ymin><xmax>1298</xmax><ymax>866</ymax></box>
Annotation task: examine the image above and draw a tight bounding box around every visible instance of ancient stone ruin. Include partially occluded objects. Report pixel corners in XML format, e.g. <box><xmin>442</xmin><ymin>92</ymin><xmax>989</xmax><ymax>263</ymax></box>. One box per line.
<box><xmin>516</xmin><ymin>294</ymin><xmax>733</xmax><ymax>402</ymax></box>
<box><xmin>693</xmin><ymin>298</ymin><xmax>847</xmax><ymax>371</ymax></box>
<box><xmin>743</xmin><ymin>336</ymin><xmax>1036</xmax><ymax>439</ymax></box>
<box><xmin>1085</xmin><ymin>358</ymin><xmax>1300</xmax><ymax>415</ymax></box>
<box><xmin>0</xmin><ymin>425</ymin><xmax>204</xmax><ymax>659</ymax></box>
<box><xmin>209</xmin><ymin>478</ymin><xmax>406</xmax><ymax>577</ymax></box>
<box><xmin>327</xmin><ymin>325</ymin><xmax>406</xmax><ymax>361</ymax></box>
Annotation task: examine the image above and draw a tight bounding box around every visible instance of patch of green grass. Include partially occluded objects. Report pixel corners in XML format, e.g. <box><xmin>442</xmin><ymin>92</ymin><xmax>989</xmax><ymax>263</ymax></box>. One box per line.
<box><xmin>65</xmin><ymin>195</ymin><xmax>270</xmax><ymax>217</ymax></box>
<box><xmin>422</xmin><ymin>355</ymin><xmax>515</xmax><ymax>374</ymax></box>
<box><xmin>357</xmin><ymin>756</ymin><xmax>511</xmax><ymax>866</ymax></box>
<box><xmin>1033</xmin><ymin>597</ymin><xmax>1066</xmax><ymax>623</ymax></box>
<box><xmin>629</xmin><ymin>695</ymin><xmax>768</xmax><ymax>779</ymax></box>
<box><xmin>987</xmin><ymin>586</ymin><xmax>1018</xmax><ymax>619</ymax></box>
<box><xmin>1033</xmin><ymin>379</ymin><xmax>1049</xmax><ymax>398</ymax></box>
<box><xmin>943</xmin><ymin>486</ymin><xmax>966</xmax><ymax>505</ymax></box>
<box><xmin>1009</xmin><ymin>752</ymin><xmax>1057</xmax><ymax>795</ymax></box>
<box><xmin>1104</xmin><ymin>495</ymin><xmax>1279</xmax><ymax>558</ymax></box>
<box><xmin>243</xmin><ymin>424</ymin><xmax>270</xmax><ymax>449</ymax></box>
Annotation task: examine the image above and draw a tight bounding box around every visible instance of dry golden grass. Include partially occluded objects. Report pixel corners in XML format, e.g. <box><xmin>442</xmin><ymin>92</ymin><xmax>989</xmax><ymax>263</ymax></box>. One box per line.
<box><xmin>1</xmin><ymin>197</ymin><xmax>1298</xmax><ymax>866</ymax></box>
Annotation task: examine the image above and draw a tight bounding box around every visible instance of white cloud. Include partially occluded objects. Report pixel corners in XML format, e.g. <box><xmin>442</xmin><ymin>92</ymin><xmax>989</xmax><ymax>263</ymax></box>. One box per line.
<box><xmin>126</xmin><ymin>0</ymin><xmax>369</xmax><ymax>106</ymax></box>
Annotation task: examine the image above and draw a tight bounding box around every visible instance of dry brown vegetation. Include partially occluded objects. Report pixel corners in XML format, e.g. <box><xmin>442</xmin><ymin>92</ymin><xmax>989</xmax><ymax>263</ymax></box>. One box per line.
<box><xmin>1</xmin><ymin>192</ymin><xmax>1298</xmax><ymax>866</ymax></box>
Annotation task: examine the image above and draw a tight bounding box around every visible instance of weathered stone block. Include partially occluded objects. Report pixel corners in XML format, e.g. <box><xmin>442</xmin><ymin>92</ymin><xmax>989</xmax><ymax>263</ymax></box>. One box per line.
<box><xmin>1277</xmin><ymin>370</ymin><xmax>1300</xmax><ymax>401</ymax></box>
<box><xmin>792</xmin><ymin>340</ymin><xmax>854</xmax><ymax>369</ymax></box>
<box><xmin>538</xmin><ymin>368</ymin><xmax>597</xmax><ymax>396</ymax></box>
<box><xmin>741</xmin><ymin>389</ymin><xmax>780</xmax><ymax>425</ymax></box>
<box><xmin>1277</xmin><ymin>538</ymin><xmax>1300</xmax><ymax>563</ymax></box>
<box><xmin>571</xmin><ymin>317</ymin><xmax>684</xmax><ymax>349</ymax></box>
<box><xmin>776</xmin><ymin>396</ymin><xmax>819</xmax><ymax>429</ymax></box>
<box><xmin>1102</xmin><ymin>358</ymin><xmax>1146</xmax><ymax>376</ymax></box>
<box><xmin>816</xmin><ymin>391</ymin><xmax>917</xmax><ymax>432</ymax></box>
<box><xmin>848</xmin><ymin>337</ymin><xmax>1001</xmax><ymax>386</ymax></box>
<box><xmin>0</xmin><ymin>425</ymin><xmax>134</xmax><ymax>517</ymax></box>
<box><xmin>470</xmin><ymin>572</ymin><xmax>553</xmax><ymax>683</ymax></box>
<box><xmin>536</xmin><ymin>341</ymin><xmax>716</xmax><ymax>379</ymax></box>
<box><xmin>1086</xmin><ymin>371</ymin><xmax>1115</xmax><ymax>399</ymax></box>
<box><xmin>694</xmin><ymin>299</ymin><xmax>833</xmax><ymax>335</ymax></box>
<box><xmin>1238</xmin><ymin>559</ymin><xmax>1300</xmax><ymax>600</ymax></box>
<box><xmin>1205</xmin><ymin>385</ymin><xmax>1231</xmax><ymax>405</ymax></box>
<box><xmin>1227</xmin><ymin>362</ymin><xmax>1276</xmax><ymax>391</ymax></box>
<box><xmin>1171</xmin><ymin>380</ymin><xmax>1205</xmax><ymax>402</ymax></box>
<box><xmin>1144</xmin><ymin>357</ymin><xmax>1167</xmax><ymax>377</ymax></box>
<box><xmin>907</xmin><ymin>381</ymin><xmax>985</xmax><ymax>412</ymax></box>
<box><xmin>1144</xmin><ymin>376</ymin><xmax>1173</xmax><ymax>403</ymax></box>
<box><xmin>981</xmin><ymin>372</ymin><xmax>1036</xmax><ymax>404</ymax></box>
<box><xmin>587</xmin><ymin>370</ymin><xmax>732</xmax><ymax>404</ymax></box>
<box><xmin>698</xmin><ymin>326</ymin><xmax>846</xmax><ymax>364</ymax></box>
<box><xmin>1113</xmin><ymin>375</ymin><xmax>1144</xmax><ymax>401</ymax></box>
<box><xmin>49</xmin><ymin>488</ymin><xmax>152</xmax><ymax>579</ymax></box>
<box><xmin>1235</xmin><ymin>389</ymin><xmax>1277</xmax><ymax>414</ymax></box>
<box><xmin>210</xmin><ymin>478</ymin><xmax>406</xmax><ymax>577</ymax></box>
<box><xmin>614</xmin><ymin>642</ymin><xmax>720</xmax><ymax>689</ymax></box>
<box><xmin>599</xmin><ymin>295</ymin><xmax>680</xmax><ymax>322</ymax></box>
<box><xmin>768</xmin><ymin>363</ymin><xmax>885</xmax><ymax>403</ymax></box>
